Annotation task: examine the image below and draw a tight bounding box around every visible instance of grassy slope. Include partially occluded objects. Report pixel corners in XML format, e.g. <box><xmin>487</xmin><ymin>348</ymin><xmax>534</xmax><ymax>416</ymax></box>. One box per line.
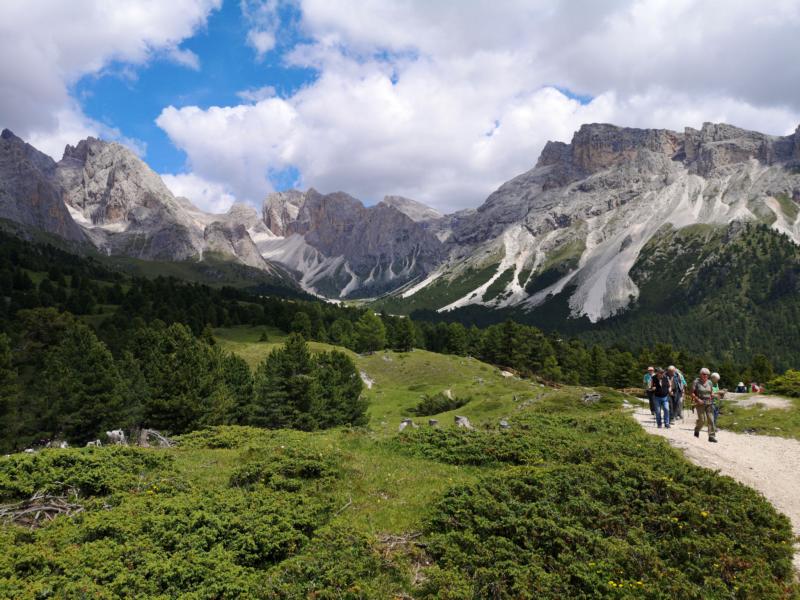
<box><xmin>0</xmin><ymin>328</ymin><xmax>796</xmax><ymax>597</ymax></box>
<box><xmin>718</xmin><ymin>395</ymin><xmax>800</xmax><ymax>440</ymax></box>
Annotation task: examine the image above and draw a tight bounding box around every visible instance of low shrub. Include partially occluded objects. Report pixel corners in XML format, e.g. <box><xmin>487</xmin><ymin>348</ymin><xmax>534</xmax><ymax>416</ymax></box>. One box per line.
<box><xmin>0</xmin><ymin>447</ymin><xmax>172</xmax><ymax>500</ymax></box>
<box><xmin>767</xmin><ymin>369</ymin><xmax>800</xmax><ymax>397</ymax></box>
<box><xmin>230</xmin><ymin>445</ymin><xmax>341</xmax><ymax>492</ymax></box>
<box><xmin>417</xmin><ymin>462</ymin><xmax>796</xmax><ymax>599</ymax></box>
<box><xmin>407</xmin><ymin>393</ymin><xmax>471</xmax><ymax>417</ymax></box>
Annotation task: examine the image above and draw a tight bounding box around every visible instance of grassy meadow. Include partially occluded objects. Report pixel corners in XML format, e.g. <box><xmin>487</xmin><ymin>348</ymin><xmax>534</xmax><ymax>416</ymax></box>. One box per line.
<box><xmin>0</xmin><ymin>326</ymin><xmax>796</xmax><ymax>598</ymax></box>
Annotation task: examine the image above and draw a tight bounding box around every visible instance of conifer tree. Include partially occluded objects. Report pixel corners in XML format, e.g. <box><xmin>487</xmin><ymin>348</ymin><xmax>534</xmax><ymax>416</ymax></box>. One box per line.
<box><xmin>354</xmin><ymin>312</ymin><xmax>386</xmax><ymax>353</ymax></box>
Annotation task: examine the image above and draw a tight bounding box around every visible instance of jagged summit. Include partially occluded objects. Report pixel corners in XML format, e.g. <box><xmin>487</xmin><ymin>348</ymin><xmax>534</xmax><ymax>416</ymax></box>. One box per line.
<box><xmin>2</xmin><ymin>121</ymin><xmax>799</xmax><ymax>320</ymax></box>
<box><xmin>536</xmin><ymin>121</ymin><xmax>800</xmax><ymax>176</ymax></box>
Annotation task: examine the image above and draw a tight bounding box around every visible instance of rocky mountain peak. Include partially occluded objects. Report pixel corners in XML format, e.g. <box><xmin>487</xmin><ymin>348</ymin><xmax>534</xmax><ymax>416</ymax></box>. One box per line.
<box><xmin>263</xmin><ymin>189</ymin><xmax>305</xmax><ymax>236</ymax></box>
<box><xmin>0</xmin><ymin>128</ymin><xmax>84</xmax><ymax>241</ymax></box>
<box><xmin>380</xmin><ymin>195</ymin><xmax>442</xmax><ymax>222</ymax></box>
<box><xmin>569</xmin><ymin>123</ymin><xmax>683</xmax><ymax>173</ymax></box>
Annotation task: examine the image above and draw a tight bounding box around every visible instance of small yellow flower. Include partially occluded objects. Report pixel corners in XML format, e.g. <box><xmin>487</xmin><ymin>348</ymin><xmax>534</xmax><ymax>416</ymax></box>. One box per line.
<box><xmin>700</xmin><ymin>511</ymin><xmax>709</xmax><ymax>518</ymax></box>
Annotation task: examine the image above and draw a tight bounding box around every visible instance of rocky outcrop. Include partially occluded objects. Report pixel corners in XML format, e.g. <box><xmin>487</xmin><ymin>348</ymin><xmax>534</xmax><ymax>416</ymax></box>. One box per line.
<box><xmin>570</xmin><ymin>123</ymin><xmax>682</xmax><ymax>173</ymax></box>
<box><xmin>259</xmin><ymin>188</ymin><xmax>445</xmax><ymax>297</ymax></box>
<box><xmin>203</xmin><ymin>220</ymin><xmax>271</xmax><ymax>270</ymax></box>
<box><xmin>263</xmin><ymin>190</ymin><xmax>304</xmax><ymax>236</ymax></box>
<box><xmin>683</xmin><ymin>122</ymin><xmax>794</xmax><ymax>176</ymax></box>
<box><xmin>55</xmin><ymin>137</ymin><xmax>203</xmax><ymax>261</ymax></box>
<box><xmin>379</xmin><ymin>195</ymin><xmax>442</xmax><ymax>222</ymax></box>
<box><xmin>0</xmin><ymin>129</ymin><xmax>85</xmax><ymax>241</ymax></box>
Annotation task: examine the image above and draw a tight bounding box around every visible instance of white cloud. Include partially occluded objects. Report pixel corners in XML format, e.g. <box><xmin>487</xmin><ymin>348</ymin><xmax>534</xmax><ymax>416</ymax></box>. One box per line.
<box><xmin>0</xmin><ymin>0</ymin><xmax>221</xmax><ymax>158</ymax></box>
<box><xmin>161</xmin><ymin>172</ymin><xmax>237</xmax><ymax>213</ymax></box>
<box><xmin>237</xmin><ymin>85</ymin><xmax>277</xmax><ymax>102</ymax></box>
<box><xmin>241</xmin><ymin>0</ymin><xmax>282</xmax><ymax>59</ymax></box>
<box><xmin>157</xmin><ymin>0</ymin><xmax>800</xmax><ymax>212</ymax></box>
<box><xmin>164</xmin><ymin>46</ymin><xmax>202</xmax><ymax>71</ymax></box>
<box><xmin>247</xmin><ymin>30</ymin><xmax>277</xmax><ymax>59</ymax></box>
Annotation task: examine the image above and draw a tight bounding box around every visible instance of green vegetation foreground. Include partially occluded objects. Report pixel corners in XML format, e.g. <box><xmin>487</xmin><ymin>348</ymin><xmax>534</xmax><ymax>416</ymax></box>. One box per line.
<box><xmin>0</xmin><ymin>344</ymin><xmax>796</xmax><ymax>599</ymax></box>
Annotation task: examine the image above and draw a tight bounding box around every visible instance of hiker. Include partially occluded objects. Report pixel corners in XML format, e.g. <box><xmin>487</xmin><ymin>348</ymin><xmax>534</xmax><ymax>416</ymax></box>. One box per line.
<box><xmin>735</xmin><ymin>382</ymin><xmax>747</xmax><ymax>393</ymax></box>
<box><xmin>643</xmin><ymin>366</ymin><xmax>655</xmax><ymax>415</ymax></box>
<box><xmin>692</xmin><ymin>368</ymin><xmax>717</xmax><ymax>442</ymax></box>
<box><xmin>650</xmin><ymin>367</ymin><xmax>672</xmax><ymax>428</ymax></box>
<box><xmin>667</xmin><ymin>365</ymin><xmax>685</xmax><ymax>423</ymax></box>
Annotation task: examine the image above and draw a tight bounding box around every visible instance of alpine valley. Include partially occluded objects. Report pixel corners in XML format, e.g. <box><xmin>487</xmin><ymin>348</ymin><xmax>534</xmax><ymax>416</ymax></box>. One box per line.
<box><xmin>2</xmin><ymin>122</ymin><xmax>800</xmax><ymax>364</ymax></box>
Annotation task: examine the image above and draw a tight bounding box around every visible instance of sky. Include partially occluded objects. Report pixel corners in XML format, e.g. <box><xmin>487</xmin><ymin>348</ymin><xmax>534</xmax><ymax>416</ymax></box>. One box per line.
<box><xmin>2</xmin><ymin>0</ymin><xmax>800</xmax><ymax>214</ymax></box>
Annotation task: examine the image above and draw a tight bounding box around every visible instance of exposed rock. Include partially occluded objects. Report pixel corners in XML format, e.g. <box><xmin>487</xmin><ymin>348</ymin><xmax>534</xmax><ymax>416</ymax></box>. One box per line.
<box><xmin>582</xmin><ymin>393</ymin><xmax>602</xmax><ymax>406</ymax></box>
<box><xmin>55</xmin><ymin>137</ymin><xmax>203</xmax><ymax>261</ymax></box>
<box><xmin>398</xmin><ymin>418</ymin><xmax>418</xmax><ymax>432</ymax></box>
<box><xmin>263</xmin><ymin>189</ymin><xmax>305</xmax><ymax>236</ymax></box>
<box><xmin>0</xmin><ymin>129</ymin><xmax>85</xmax><ymax>241</ymax></box>
<box><xmin>379</xmin><ymin>195</ymin><xmax>442</xmax><ymax>222</ymax></box>
<box><xmin>203</xmin><ymin>221</ymin><xmax>271</xmax><ymax>270</ymax></box>
<box><xmin>454</xmin><ymin>415</ymin><xmax>473</xmax><ymax>430</ymax></box>
<box><xmin>428</xmin><ymin>419</ymin><xmax>439</xmax><ymax>427</ymax></box>
<box><xmin>260</xmin><ymin>188</ymin><xmax>444</xmax><ymax>297</ymax></box>
<box><xmin>499</xmin><ymin>419</ymin><xmax>510</xmax><ymax>430</ymax></box>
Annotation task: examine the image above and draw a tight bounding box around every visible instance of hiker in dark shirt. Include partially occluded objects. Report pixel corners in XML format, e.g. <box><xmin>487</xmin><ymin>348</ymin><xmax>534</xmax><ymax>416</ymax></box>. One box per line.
<box><xmin>649</xmin><ymin>367</ymin><xmax>672</xmax><ymax>428</ymax></box>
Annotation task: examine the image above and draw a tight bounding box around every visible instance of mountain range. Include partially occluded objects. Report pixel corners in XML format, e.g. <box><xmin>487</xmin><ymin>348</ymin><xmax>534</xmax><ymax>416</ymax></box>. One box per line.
<box><xmin>2</xmin><ymin>121</ymin><xmax>800</xmax><ymax>329</ymax></box>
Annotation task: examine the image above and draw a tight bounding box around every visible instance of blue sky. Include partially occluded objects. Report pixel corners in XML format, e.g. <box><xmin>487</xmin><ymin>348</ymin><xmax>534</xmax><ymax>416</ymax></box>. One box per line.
<box><xmin>3</xmin><ymin>1</ymin><xmax>799</xmax><ymax>213</ymax></box>
<box><xmin>72</xmin><ymin>1</ymin><xmax>314</xmax><ymax>184</ymax></box>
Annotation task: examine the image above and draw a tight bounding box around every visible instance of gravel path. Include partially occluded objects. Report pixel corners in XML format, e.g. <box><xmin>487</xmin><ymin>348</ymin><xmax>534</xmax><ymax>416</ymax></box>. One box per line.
<box><xmin>629</xmin><ymin>401</ymin><xmax>800</xmax><ymax>572</ymax></box>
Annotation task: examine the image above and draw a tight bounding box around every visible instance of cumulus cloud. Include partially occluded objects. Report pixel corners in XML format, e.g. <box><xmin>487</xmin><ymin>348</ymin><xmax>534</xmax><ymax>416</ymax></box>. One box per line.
<box><xmin>161</xmin><ymin>172</ymin><xmax>237</xmax><ymax>213</ymax></box>
<box><xmin>0</xmin><ymin>0</ymin><xmax>220</xmax><ymax>158</ymax></box>
<box><xmin>161</xmin><ymin>0</ymin><xmax>800</xmax><ymax>212</ymax></box>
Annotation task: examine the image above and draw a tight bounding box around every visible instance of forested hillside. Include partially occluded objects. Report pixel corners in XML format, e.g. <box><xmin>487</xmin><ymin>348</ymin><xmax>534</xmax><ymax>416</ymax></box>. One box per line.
<box><xmin>414</xmin><ymin>223</ymin><xmax>800</xmax><ymax>371</ymax></box>
<box><xmin>0</xmin><ymin>230</ymin><xmax>785</xmax><ymax>451</ymax></box>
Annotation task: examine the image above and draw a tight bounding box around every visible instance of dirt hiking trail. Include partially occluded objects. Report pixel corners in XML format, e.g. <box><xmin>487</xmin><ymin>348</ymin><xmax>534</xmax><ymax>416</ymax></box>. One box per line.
<box><xmin>629</xmin><ymin>401</ymin><xmax>800</xmax><ymax>572</ymax></box>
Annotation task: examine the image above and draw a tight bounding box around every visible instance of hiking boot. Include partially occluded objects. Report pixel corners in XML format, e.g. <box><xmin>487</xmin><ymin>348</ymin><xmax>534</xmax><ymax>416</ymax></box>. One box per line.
<box><xmin>709</xmin><ymin>438</ymin><xmax>718</xmax><ymax>443</ymax></box>
<box><xmin>694</xmin><ymin>430</ymin><xmax>699</xmax><ymax>438</ymax></box>
<box><xmin>665</xmin><ymin>425</ymin><xmax>671</xmax><ymax>428</ymax></box>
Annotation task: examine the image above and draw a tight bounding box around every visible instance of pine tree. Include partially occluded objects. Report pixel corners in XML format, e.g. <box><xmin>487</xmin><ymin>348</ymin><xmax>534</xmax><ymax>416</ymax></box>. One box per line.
<box><xmin>392</xmin><ymin>318</ymin><xmax>416</xmax><ymax>352</ymax></box>
<box><xmin>291</xmin><ymin>311</ymin><xmax>313</xmax><ymax>338</ymax></box>
<box><xmin>221</xmin><ymin>352</ymin><xmax>254</xmax><ymax>424</ymax></box>
<box><xmin>252</xmin><ymin>333</ymin><xmax>319</xmax><ymax>430</ymax></box>
<box><xmin>354</xmin><ymin>312</ymin><xmax>386</xmax><ymax>353</ymax></box>
<box><xmin>0</xmin><ymin>333</ymin><xmax>18</xmax><ymax>450</ymax></box>
<box><xmin>43</xmin><ymin>322</ymin><xmax>125</xmax><ymax>443</ymax></box>
<box><xmin>314</xmin><ymin>350</ymin><xmax>367</xmax><ymax>428</ymax></box>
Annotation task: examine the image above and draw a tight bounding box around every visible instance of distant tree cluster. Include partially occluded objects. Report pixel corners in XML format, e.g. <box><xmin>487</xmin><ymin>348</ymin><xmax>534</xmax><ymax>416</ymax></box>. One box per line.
<box><xmin>0</xmin><ymin>308</ymin><xmax>364</xmax><ymax>452</ymax></box>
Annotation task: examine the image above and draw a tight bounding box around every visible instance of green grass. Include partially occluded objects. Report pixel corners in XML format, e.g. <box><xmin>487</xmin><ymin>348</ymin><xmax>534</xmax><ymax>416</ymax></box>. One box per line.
<box><xmin>775</xmin><ymin>193</ymin><xmax>800</xmax><ymax>222</ymax></box>
<box><xmin>718</xmin><ymin>394</ymin><xmax>800</xmax><ymax>440</ymax></box>
<box><xmin>0</xmin><ymin>328</ymin><xmax>796</xmax><ymax>598</ymax></box>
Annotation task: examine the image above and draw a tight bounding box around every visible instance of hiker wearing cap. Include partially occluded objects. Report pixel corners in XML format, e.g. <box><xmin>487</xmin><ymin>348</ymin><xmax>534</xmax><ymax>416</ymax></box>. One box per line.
<box><xmin>735</xmin><ymin>382</ymin><xmax>747</xmax><ymax>393</ymax></box>
<box><xmin>643</xmin><ymin>367</ymin><xmax>655</xmax><ymax>415</ymax></box>
<box><xmin>649</xmin><ymin>367</ymin><xmax>672</xmax><ymax>428</ymax></box>
<box><xmin>692</xmin><ymin>368</ymin><xmax>717</xmax><ymax>442</ymax></box>
<box><xmin>667</xmin><ymin>365</ymin><xmax>685</xmax><ymax>424</ymax></box>
<box><xmin>710</xmin><ymin>372</ymin><xmax>724</xmax><ymax>426</ymax></box>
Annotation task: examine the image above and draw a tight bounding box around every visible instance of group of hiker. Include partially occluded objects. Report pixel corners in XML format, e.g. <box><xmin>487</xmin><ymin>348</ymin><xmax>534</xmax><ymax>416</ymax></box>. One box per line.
<box><xmin>643</xmin><ymin>366</ymin><xmax>724</xmax><ymax>443</ymax></box>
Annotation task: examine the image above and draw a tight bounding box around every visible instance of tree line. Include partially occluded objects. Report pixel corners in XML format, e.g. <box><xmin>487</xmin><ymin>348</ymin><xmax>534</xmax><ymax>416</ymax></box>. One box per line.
<box><xmin>0</xmin><ymin>230</ymin><xmax>788</xmax><ymax>450</ymax></box>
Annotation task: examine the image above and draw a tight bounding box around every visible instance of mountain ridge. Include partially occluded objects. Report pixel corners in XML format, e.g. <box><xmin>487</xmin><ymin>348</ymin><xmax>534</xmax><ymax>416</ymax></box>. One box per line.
<box><xmin>2</xmin><ymin>121</ymin><xmax>799</xmax><ymax>327</ymax></box>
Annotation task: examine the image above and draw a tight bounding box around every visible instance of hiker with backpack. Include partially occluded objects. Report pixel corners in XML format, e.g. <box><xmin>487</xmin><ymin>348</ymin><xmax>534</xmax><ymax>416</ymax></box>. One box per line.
<box><xmin>667</xmin><ymin>365</ymin><xmax>685</xmax><ymax>424</ymax></box>
<box><xmin>649</xmin><ymin>367</ymin><xmax>672</xmax><ymax>428</ymax></box>
<box><xmin>692</xmin><ymin>368</ymin><xmax>717</xmax><ymax>442</ymax></box>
